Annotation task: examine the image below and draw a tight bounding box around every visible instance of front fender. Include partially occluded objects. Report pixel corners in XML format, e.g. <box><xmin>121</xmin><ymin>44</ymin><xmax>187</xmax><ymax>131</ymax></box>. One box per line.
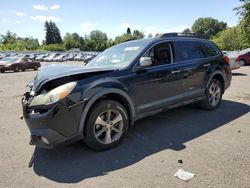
<box><xmin>78</xmin><ymin>88</ymin><xmax>136</xmax><ymax>136</ymax></box>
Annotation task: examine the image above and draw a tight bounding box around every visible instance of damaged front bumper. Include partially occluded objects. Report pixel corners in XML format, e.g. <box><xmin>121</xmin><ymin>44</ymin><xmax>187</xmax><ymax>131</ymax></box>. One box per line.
<box><xmin>22</xmin><ymin>91</ymin><xmax>86</xmax><ymax>149</ymax></box>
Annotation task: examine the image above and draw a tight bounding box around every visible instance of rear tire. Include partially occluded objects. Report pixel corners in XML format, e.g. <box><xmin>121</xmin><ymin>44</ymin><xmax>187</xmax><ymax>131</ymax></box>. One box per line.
<box><xmin>0</xmin><ymin>69</ymin><xmax>5</xmax><ymax>73</ymax></box>
<box><xmin>21</xmin><ymin>69</ymin><xmax>25</xmax><ymax>72</ymax></box>
<box><xmin>84</xmin><ymin>100</ymin><xmax>129</xmax><ymax>151</ymax></box>
<box><xmin>200</xmin><ymin>79</ymin><xmax>223</xmax><ymax>110</ymax></box>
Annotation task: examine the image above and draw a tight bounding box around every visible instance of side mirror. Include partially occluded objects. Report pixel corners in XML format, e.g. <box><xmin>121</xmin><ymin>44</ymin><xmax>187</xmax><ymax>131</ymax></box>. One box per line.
<box><xmin>139</xmin><ymin>57</ymin><xmax>152</xmax><ymax>68</ymax></box>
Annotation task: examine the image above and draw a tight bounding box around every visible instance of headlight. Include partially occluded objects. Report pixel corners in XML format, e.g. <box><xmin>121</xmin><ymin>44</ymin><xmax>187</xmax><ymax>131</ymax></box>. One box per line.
<box><xmin>29</xmin><ymin>81</ymin><xmax>77</xmax><ymax>107</ymax></box>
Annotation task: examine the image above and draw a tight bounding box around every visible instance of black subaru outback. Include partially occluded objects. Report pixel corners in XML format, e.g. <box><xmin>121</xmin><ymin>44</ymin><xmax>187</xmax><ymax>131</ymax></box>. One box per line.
<box><xmin>22</xmin><ymin>33</ymin><xmax>232</xmax><ymax>150</ymax></box>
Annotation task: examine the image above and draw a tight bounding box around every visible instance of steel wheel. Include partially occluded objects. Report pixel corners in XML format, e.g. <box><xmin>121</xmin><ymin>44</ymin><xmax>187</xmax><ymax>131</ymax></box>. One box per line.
<box><xmin>94</xmin><ymin>109</ymin><xmax>124</xmax><ymax>144</ymax></box>
<box><xmin>208</xmin><ymin>81</ymin><xmax>221</xmax><ymax>107</ymax></box>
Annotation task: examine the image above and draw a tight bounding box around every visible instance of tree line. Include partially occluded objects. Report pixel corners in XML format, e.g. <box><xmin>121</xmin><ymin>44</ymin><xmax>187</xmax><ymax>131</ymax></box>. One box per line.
<box><xmin>0</xmin><ymin>0</ymin><xmax>249</xmax><ymax>52</ymax></box>
<box><xmin>0</xmin><ymin>20</ymin><xmax>145</xmax><ymax>52</ymax></box>
<box><xmin>183</xmin><ymin>0</ymin><xmax>250</xmax><ymax>50</ymax></box>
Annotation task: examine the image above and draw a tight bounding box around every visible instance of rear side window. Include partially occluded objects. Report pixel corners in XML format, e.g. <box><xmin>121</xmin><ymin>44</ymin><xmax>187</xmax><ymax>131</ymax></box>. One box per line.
<box><xmin>174</xmin><ymin>41</ymin><xmax>207</xmax><ymax>62</ymax></box>
<box><xmin>203</xmin><ymin>42</ymin><xmax>220</xmax><ymax>57</ymax></box>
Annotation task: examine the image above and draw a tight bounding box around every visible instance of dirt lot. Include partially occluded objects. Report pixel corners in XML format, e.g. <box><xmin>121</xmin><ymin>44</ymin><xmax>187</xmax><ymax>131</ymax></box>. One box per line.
<box><xmin>0</xmin><ymin>63</ymin><xmax>249</xmax><ymax>188</ymax></box>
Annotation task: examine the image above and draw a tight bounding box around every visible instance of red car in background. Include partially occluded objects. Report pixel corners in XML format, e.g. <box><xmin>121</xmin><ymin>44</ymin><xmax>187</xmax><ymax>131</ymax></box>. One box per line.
<box><xmin>0</xmin><ymin>57</ymin><xmax>41</xmax><ymax>73</ymax></box>
<box><xmin>236</xmin><ymin>48</ymin><xmax>250</xmax><ymax>66</ymax></box>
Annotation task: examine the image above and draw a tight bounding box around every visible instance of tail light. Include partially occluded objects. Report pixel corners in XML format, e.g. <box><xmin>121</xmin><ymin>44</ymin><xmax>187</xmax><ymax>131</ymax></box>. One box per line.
<box><xmin>224</xmin><ymin>55</ymin><xmax>230</xmax><ymax>64</ymax></box>
<box><xmin>223</xmin><ymin>55</ymin><xmax>231</xmax><ymax>74</ymax></box>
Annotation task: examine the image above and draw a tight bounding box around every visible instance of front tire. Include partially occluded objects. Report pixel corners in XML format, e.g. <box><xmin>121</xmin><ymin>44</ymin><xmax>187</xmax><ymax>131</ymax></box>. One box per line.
<box><xmin>200</xmin><ymin>79</ymin><xmax>223</xmax><ymax>110</ymax></box>
<box><xmin>84</xmin><ymin>100</ymin><xmax>129</xmax><ymax>151</ymax></box>
<box><xmin>33</xmin><ymin>65</ymin><xmax>38</xmax><ymax>71</ymax></box>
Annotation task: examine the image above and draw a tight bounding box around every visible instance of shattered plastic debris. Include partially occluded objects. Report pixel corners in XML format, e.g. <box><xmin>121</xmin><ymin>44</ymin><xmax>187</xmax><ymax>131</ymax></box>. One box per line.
<box><xmin>178</xmin><ymin>159</ymin><xmax>183</xmax><ymax>164</ymax></box>
<box><xmin>174</xmin><ymin>168</ymin><xmax>195</xmax><ymax>182</ymax></box>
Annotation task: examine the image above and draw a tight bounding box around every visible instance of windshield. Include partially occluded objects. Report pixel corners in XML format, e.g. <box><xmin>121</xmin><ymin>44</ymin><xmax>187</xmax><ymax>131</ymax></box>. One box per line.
<box><xmin>86</xmin><ymin>41</ymin><xmax>147</xmax><ymax>68</ymax></box>
<box><xmin>0</xmin><ymin>57</ymin><xmax>19</xmax><ymax>63</ymax></box>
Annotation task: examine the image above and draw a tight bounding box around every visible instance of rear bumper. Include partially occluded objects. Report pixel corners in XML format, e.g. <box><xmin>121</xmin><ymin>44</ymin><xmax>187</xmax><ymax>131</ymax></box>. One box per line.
<box><xmin>22</xmin><ymin>97</ymin><xmax>86</xmax><ymax>149</ymax></box>
<box><xmin>225</xmin><ymin>69</ymin><xmax>232</xmax><ymax>91</ymax></box>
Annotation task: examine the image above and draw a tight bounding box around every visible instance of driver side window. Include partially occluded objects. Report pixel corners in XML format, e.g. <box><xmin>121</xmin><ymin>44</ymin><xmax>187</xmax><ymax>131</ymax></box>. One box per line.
<box><xmin>144</xmin><ymin>42</ymin><xmax>172</xmax><ymax>67</ymax></box>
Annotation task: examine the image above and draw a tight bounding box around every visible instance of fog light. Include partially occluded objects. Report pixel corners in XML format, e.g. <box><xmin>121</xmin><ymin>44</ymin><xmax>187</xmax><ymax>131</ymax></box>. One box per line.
<box><xmin>41</xmin><ymin>136</ymin><xmax>49</xmax><ymax>145</ymax></box>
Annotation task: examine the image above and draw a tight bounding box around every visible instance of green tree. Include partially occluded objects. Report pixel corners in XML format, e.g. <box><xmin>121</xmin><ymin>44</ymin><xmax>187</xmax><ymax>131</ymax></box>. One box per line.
<box><xmin>72</xmin><ymin>33</ymin><xmax>85</xmax><ymax>50</ymax></box>
<box><xmin>79</xmin><ymin>36</ymin><xmax>85</xmax><ymax>50</ymax></box>
<box><xmin>0</xmin><ymin>31</ymin><xmax>39</xmax><ymax>51</ymax></box>
<box><xmin>127</xmin><ymin>27</ymin><xmax>132</xmax><ymax>35</ymax></box>
<box><xmin>63</xmin><ymin>33</ymin><xmax>78</xmax><ymax>50</ymax></box>
<box><xmin>89</xmin><ymin>30</ymin><xmax>108</xmax><ymax>51</ymax></box>
<box><xmin>24</xmin><ymin>37</ymin><xmax>40</xmax><ymax>50</ymax></box>
<box><xmin>44</xmin><ymin>21</ymin><xmax>53</xmax><ymax>45</ymax></box>
<box><xmin>182</xmin><ymin>28</ymin><xmax>192</xmax><ymax>34</ymax></box>
<box><xmin>133</xmin><ymin>30</ymin><xmax>144</xmax><ymax>39</ymax></box>
<box><xmin>44</xmin><ymin>21</ymin><xmax>62</xmax><ymax>44</ymax></box>
<box><xmin>90</xmin><ymin>30</ymin><xmax>108</xmax><ymax>41</ymax></box>
<box><xmin>0</xmin><ymin>31</ymin><xmax>17</xmax><ymax>45</ymax></box>
<box><xmin>234</xmin><ymin>0</ymin><xmax>250</xmax><ymax>46</ymax></box>
<box><xmin>51</xmin><ymin>22</ymin><xmax>62</xmax><ymax>44</ymax></box>
<box><xmin>192</xmin><ymin>17</ymin><xmax>227</xmax><ymax>39</ymax></box>
<box><xmin>213</xmin><ymin>26</ymin><xmax>243</xmax><ymax>50</ymax></box>
<box><xmin>147</xmin><ymin>33</ymin><xmax>153</xmax><ymax>38</ymax></box>
<box><xmin>114</xmin><ymin>34</ymin><xmax>133</xmax><ymax>44</ymax></box>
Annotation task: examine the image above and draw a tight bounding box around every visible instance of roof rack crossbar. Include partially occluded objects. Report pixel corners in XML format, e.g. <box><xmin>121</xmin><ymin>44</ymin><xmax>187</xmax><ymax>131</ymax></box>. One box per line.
<box><xmin>156</xmin><ymin>32</ymin><xmax>208</xmax><ymax>39</ymax></box>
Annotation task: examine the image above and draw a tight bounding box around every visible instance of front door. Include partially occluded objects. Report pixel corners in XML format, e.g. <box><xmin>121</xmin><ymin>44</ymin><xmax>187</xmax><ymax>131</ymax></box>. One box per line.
<box><xmin>131</xmin><ymin>42</ymin><xmax>184</xmax><ymax>114</ymax></box>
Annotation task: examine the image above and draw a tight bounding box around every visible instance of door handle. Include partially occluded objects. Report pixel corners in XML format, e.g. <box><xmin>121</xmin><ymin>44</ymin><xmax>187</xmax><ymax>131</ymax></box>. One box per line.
<box><xmin>171</xmin><ymin>70</ymin><xmax>181</xmax><ymax>74</ymax></box>
<box><xmin>203</xmin><ymin>64</ymin><xmax>211</xmax><ymax>67</ymax></box>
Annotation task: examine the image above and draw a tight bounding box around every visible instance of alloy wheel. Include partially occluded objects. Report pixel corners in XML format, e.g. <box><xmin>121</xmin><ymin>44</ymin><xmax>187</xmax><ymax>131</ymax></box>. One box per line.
<box><xmin>208</xmin><ymin>81</ymin><xmax>221</xmax><ymax>107</ymax></box>
<box><xmin>94</xmin><ymin>109</ymin><xmax>124</xmax><ymax>144</ymax></box>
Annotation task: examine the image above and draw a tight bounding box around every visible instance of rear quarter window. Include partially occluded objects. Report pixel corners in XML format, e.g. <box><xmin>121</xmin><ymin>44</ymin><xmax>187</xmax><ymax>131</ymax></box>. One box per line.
<box><xmin>203</xmin><ymin>42</ymin><xmax>220</xmax><ymax>57</ymax></box>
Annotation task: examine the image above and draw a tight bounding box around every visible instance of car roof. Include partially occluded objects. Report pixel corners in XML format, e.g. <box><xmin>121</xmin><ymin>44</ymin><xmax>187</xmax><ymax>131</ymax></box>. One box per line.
<box><xmin>122</xmin><ymin>36</ymin><xmax>211</xmax><ymax>48</ymax></box>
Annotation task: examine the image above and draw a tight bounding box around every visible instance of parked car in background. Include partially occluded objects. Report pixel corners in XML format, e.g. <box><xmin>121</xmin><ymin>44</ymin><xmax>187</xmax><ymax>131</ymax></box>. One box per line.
<box><xmin>54</xmin><ymin>54</ymin><xmax>69</xmax><ymax>62</ymax></box>
<box><xmin>0</xmin><ymin>53</ymin><xmax>6</xmax><ymax>59</ymax></box>
<box><xmin>223</xmin><ymin>51</ymin><xmax>241</xmax><ymax>70</ymax></box>
<box><xmin>83</xmin><ymin>54</ymin><xmax>97</xmax><ymax>64</ymax></box>
<box><xmin>22</xmin><ymin>33</ymin><xmax>232</xmax><ymax>150</ymax></box>
<box><xmin>0</xmin><ymin>57</ymin><xmax>41</xmax><ymax>73</ymax></box>
<box><xmin>236</xmin><ymin>48</ymin><xmax>250</xmax><ymax>66</ymax></box>
<box><xmin>36</xmin><ymin>53</ymin><xmax>49</xmax><ymax>61</ymax></box>
<box><xmin>43</xmin><ymin>53</ymin><xmax>60</xmax><ymax>62</ymax></box>
<box><xmin>74</xmin><ymin>53</ymin><xmax>85</xmax><ymax>61</ymax></box>
<box><xmin>66</xmin><ymin>53</ymin><xmax>77</xmax><ymax>61</ymax></box>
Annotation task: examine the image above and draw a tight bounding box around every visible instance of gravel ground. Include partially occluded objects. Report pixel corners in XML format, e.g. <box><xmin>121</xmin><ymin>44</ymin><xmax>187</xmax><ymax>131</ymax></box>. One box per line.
<box><xmin>0</xmin><ymin>63</ymin><xmax>249</xmax><ymax>188</ymax></box>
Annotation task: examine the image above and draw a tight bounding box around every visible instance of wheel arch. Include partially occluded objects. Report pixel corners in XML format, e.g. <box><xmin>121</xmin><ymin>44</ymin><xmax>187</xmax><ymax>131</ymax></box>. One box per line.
<box><xmin>78</xmin><ymin>88</ymin><xmax>136</xmax><ymax>136</ymax></box>
<box><xmin>206</xmin><ymin>70</ymin><xmax>226</xmax><ymax>93</ymax></box>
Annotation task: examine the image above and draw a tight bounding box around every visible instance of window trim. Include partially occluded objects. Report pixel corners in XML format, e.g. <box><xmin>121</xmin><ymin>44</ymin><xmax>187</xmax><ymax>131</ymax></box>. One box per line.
<box><xmin>132</xmin><ymin>39</ymin><xmax>223</xmax><ymax>72</ymax></box>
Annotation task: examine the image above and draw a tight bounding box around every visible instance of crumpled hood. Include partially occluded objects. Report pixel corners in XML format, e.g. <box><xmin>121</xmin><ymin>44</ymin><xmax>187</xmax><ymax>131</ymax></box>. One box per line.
<box><xmin>32</xmin><ymin>64</ymin><xmax>116</xmax><ymax>92</ymax></box>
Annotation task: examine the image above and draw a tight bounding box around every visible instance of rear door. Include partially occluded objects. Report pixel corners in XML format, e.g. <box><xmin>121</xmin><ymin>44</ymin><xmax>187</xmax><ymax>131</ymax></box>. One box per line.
<box><xmin>173</xmin><ymin>40</ymin><xmax>211</xmax><ymax>99</ymax></box>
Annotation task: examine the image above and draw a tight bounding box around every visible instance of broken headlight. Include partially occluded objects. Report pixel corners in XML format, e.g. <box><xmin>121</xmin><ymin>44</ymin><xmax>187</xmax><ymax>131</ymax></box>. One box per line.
<box><xmin>29</xmin><ymin>82</ymin><xmax>77</xmax><ymax>107</ymax></box>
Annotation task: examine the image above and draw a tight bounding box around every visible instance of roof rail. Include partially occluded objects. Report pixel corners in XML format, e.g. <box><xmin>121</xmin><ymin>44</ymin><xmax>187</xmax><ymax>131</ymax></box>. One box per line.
<box><xmin>156</xmin><ymin>32</ymin><xmax>208</xmax><ymax>39</ymax></box>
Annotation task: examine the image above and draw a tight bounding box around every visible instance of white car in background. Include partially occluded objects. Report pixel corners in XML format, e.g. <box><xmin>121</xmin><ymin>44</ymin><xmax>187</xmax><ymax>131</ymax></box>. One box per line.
<box><xmin>223</xmin><ymin>51</ymin><xmax>241</xmax><ymax>70</ymax></box>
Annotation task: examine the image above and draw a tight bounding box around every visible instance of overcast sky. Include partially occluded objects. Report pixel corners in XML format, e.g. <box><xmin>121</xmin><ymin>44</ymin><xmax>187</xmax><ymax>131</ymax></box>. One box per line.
<box><xmin>0</xmin><ymin>0</ymin><xmax>241</xmax><ymax>43</ymax></box>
